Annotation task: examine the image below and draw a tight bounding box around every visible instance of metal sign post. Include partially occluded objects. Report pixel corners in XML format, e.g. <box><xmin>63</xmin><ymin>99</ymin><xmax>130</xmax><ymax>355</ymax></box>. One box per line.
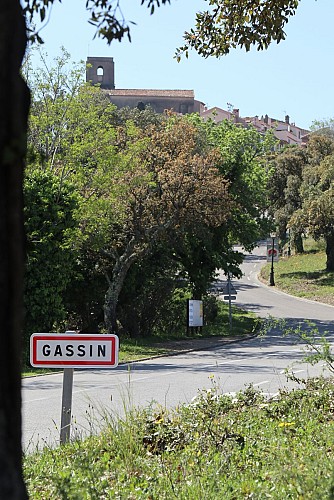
<box><xmin>60</xmin><ymin>331</ymin><xmax>75</xmax><ymax>445</ymax></box>
<box><xmin>223</xmin><ymin>273</ymin><xmax>237</xmax><ymax>333</ymax></box>
<box><xmin>227</xmin><ymin>274</ymin><xmax>233</xmax><ymax>332</ymax></box>
<box><xmin>267</xmin><ymin>236</ymin><xmax>279</xmax><ymax>286</ymax></box>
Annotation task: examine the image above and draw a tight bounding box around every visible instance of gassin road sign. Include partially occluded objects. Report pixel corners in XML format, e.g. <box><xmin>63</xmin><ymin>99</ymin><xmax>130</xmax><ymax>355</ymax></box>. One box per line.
<box><xmin>30</xmin><ymin>333</ymin><xmax>119</xmax><ymax>369</ymax></box>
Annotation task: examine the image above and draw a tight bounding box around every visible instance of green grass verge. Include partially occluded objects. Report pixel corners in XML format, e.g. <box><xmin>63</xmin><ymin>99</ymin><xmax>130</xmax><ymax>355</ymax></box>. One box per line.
<box><xmin>22</xmin><ymin>301</ymin><xmax>258</xmax><ymax>376</ymax></box>
<box><xmin>260</xmin><ymin>243</ymin><xmax>334</xmax><ymax>306</ymax></box>
<box><xmin>24</xmin><ymin>377</ymin><xmax>334</xmax><ymax>499</ymax></box>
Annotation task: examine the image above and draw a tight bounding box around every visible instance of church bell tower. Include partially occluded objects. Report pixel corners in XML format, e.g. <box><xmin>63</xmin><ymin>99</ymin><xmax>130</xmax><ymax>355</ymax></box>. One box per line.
<box><xmin>86</xmin><ymin>56</ymin><xmax>115</xmax><ymax>89</ymax></box>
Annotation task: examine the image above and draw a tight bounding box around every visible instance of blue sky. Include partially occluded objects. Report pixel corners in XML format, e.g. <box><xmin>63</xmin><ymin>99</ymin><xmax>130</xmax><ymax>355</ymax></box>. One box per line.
<box><xmin>30</xmin><ymin>0</ymin><xmax>334</xmax><ymax>130</ymax></box>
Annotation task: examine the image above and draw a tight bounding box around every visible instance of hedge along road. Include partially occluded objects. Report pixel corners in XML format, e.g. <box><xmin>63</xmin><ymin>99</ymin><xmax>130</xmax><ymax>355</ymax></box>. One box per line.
<box><xmin>22</xmin><ymin>241</ymin><xmax>334</xmax><ymax>452</ymax></box>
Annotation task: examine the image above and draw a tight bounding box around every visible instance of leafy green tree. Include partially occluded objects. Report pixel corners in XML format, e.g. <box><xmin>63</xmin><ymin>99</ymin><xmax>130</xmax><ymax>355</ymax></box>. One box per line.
<box><xmin>188</xmin><ymin>115</ymin><xmax>274</xmax><ymax>260</ymax></box>
<box><xmin>137</xmin><ymin>115</ymin><xmax>274</xmax><ymax>304</ymax></box>
<box><xmin>210</xmin><ymin>118</ymin><xmax>275</xmax><ymax>247</ymax></box>
<box><xmin>290</xmin><ymin>135</ymin><xmax>334</xmax><ymax>271</ymax></box>
<box><xmin>81</xmin><ymin>116</ymin><xmax>232</xmax><ymax>333</ymax></box>
<box><xmin>24</xmin><ymin>169</ymin><xmax>79</xmax><ymax>345</ymax></box>
<box><xmin>268</xmin><ymin>146</ymin><xmax>307</xmax><ymax>253</ymax></box>
<box><xmin>27</xmin><ymin>49</ymin><xmax>112</xmax><ymax>178</ymax></box>
<box><xmin>117</xmin><ymin>246</ymin><xmax>181</xmax><ymax>337</ymax></box>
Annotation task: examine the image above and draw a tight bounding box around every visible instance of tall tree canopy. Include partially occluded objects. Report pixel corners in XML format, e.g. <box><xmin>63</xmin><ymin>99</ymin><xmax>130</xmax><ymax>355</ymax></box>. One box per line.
<box><xmin>268</xmin><ymin>146</ymin><xmax>307</xmax><ymax>253</ymax></box>
<box><xmin>289</xmin><ymin>134</ymin><xmax>334</xmax><ymax>271</ymax></box>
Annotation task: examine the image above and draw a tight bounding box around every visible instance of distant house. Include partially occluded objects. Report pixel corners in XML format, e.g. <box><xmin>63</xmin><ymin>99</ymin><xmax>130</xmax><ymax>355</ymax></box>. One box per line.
<box><xmin>201</xmin><ymin>106</ymin><xmax>309</xmax><ymax>147</ymax></box>
<box><xmin>243</xmin><ymin>114</ymin><xmax>309</xmax><ymax>147</ymax></box>
<box><xmin>200</xmin><ymin>106</ymin><xmax>236</xmax><ymax>124</ymax></box>
<box><xmin>86</xmin><ymin>56</ymin><xmax>204</xmax><ymax>115</ymax></box>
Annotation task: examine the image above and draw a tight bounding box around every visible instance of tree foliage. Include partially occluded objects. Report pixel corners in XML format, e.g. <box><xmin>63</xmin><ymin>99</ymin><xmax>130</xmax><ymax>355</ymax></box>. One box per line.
<box><xmin>23</xmin><ymin>0</ymin><xmax>172</xmax><ymax>44</ymax></box>
<box><xmin>175</xmin><ymin>0</ymin><xmax>300</xmax><ymax>60</ymax></box>
<box><xmin>24</xmin><ymin>169</ymin><xmax>79</xmax><ymax>344</ymax></box>
<box><xmin>290</xmin><ymin>135</ymin><xmax>334</xmax><ymax>271</ymax></box>
<box><xmin>268</xmin><ymin>146</ymin><xmax>306</xmax><ymax>253</ymax></box>
<box><xmin>190</xmin><ymin>114</ymin><xmax>274</xmax><ymax>248</ymax></box>
<box><xmin>270</xmin><ymin>134</ymin><xmax>334</xmax><ymax>271</ymax></box>
<box><xmin>92</xmin><ymin>117</ymin><xmax>232</xmax><ymax>333</ymax></box>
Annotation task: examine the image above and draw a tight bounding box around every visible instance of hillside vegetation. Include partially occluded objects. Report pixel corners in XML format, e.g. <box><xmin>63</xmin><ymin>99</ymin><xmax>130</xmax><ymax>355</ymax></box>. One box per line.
<box><xmin>260</xmin><ymin>239</ymin><xmax>334</xmax><ymax>306</ymax></box>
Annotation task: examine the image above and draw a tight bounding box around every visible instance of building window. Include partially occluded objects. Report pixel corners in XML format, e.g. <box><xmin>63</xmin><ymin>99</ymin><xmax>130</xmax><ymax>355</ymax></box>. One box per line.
<box><xmin>180</xmin><ymin>103</ymin><xmax>188</xmax><ymax>114</ymax></box>
<box><xmin>97</xmin><ymin>66</ymin><xmax>104</xmax><ymax>83</ymax></box>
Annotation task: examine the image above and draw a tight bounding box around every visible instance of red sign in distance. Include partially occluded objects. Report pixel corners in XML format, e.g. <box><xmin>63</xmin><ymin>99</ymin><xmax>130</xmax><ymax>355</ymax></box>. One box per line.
<box><xmin>30</xmin><ymin>333</ymin><xmax>119</xmax><ymax>369</ymax></box>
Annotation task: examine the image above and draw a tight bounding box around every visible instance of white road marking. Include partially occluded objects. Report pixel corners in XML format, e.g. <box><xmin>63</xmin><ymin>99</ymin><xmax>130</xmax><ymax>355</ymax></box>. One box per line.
<box><xmin>280</xmin><ymin>368</ymin><xmax>305</xmax><ymax>375</ymax></box>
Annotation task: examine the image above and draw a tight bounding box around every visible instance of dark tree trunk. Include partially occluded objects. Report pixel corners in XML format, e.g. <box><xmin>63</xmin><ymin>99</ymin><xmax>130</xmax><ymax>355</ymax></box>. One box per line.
<box><xmin>325</xmin><ymin>232</ymin><xmax>334</xmax><ymax>272</ymax></box>
<box><xmin>104</xmin><ymin>251</ymin><xmax>138</xmax><ymax>334</ymax></box>
<box><xmin>293</xmin><ymin>232</ymin><xmax>304</xmax><ymax>254</ymax></box>
<box><xmin>278</xmin><ymin>224</ymin><xmax>287</xmax><ymax>246</ymax></box>
<box><xmin>0</xmin><ymin>2</ymin><xmax>29</xmax><ymax>498</ymax></box>
<box><xmin>104</xmin><ymin>277</ymin><xmax>122</xmax><ymax>334</ymax></box>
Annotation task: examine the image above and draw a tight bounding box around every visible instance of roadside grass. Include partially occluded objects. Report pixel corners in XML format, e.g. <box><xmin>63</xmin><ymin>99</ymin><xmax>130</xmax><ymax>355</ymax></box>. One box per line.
<box><xmin>24</xmin><ymin>377</ymin><xmax>334</xmax><ymax>499</ymax></box>
<box><xmin>22</xmin><ymin>300</ymin><xmax>258</xmax><ymax>376</ymax></box>
<box><xmin>260</xmin><ymin>239</ymin><xmax>334</xmax><ymax>306</ymax></box>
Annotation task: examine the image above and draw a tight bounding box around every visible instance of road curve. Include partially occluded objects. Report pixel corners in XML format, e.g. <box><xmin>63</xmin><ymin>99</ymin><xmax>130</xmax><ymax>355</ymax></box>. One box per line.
<box><xmin>216</xmin><ymin>241</ymin><xmax>334</xmax><ymax>331</ymax></box>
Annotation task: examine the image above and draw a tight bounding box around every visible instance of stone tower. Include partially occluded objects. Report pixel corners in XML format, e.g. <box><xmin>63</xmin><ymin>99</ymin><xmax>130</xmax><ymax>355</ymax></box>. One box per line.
<box><xmin>86</xmin><ymin>56</ymin><xmax>115</xmax><ymax>89</ymax></box>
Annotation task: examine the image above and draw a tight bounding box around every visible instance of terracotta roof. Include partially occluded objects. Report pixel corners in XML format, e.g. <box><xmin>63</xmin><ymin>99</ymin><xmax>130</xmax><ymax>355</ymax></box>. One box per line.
<box><xmin>106</xmin><ymin>89</ymin><xmax>195</xmax><ymax>98</ymax></box>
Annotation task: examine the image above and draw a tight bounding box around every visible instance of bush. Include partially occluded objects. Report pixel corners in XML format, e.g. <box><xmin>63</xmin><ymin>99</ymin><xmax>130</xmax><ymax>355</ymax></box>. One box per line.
<box><xmin>24</xmin><ymin>170</ymin><xmax>79</xmax><ymax>348</ymax></box>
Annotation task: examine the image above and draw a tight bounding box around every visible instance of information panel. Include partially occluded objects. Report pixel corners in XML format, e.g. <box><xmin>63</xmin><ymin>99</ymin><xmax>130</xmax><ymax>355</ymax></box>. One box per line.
<box><xmin>188</xmin><ymin>300</ymin><xmax>203</xmax><ymax>327</ymax></box>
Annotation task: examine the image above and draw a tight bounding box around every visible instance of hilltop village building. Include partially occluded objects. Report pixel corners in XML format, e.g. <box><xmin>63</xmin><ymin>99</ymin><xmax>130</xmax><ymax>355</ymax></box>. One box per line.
<box><xmin>86</xmin><ymin>56</ymin><xmax>204</xmax><ymax>115</ymax></box>
<box><xmin>86</xmin><ymin>56</ymin><xmax>309</xmax><ymax>146</ymax></box>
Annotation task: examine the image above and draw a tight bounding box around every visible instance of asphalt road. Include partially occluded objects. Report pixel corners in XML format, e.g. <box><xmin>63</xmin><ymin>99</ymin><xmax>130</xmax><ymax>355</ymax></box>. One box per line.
<box><xmin>22</xmin><ymin>241</ymin><xmax>334</xmax><ymax>452</ymax></box>
<box><xmin>218</xmin><ymin>242</ymin><xmax>334</xmax><ymax>325</ymax></box>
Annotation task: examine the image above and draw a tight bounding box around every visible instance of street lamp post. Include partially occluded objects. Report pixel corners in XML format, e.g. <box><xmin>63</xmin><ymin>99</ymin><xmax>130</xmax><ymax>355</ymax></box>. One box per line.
<box><xmin>269</xmin><ymin>234</ymin><xmax>276</xmax><ymax>286</ymax></box>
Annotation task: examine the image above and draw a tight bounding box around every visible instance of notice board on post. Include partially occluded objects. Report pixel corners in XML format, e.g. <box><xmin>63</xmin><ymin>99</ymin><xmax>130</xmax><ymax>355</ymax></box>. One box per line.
<box><xmin>187</xmin><ymin>299</ymin><xmax>203</xmax><ymax>327</ymax></box>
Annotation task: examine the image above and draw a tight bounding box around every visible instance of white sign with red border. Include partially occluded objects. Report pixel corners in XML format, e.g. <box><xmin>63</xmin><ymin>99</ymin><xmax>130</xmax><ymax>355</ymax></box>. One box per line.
<box><xmin>30</xmin><ymin>333</ymin><xmax>119</xmax><ymax>369</ymax></box>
